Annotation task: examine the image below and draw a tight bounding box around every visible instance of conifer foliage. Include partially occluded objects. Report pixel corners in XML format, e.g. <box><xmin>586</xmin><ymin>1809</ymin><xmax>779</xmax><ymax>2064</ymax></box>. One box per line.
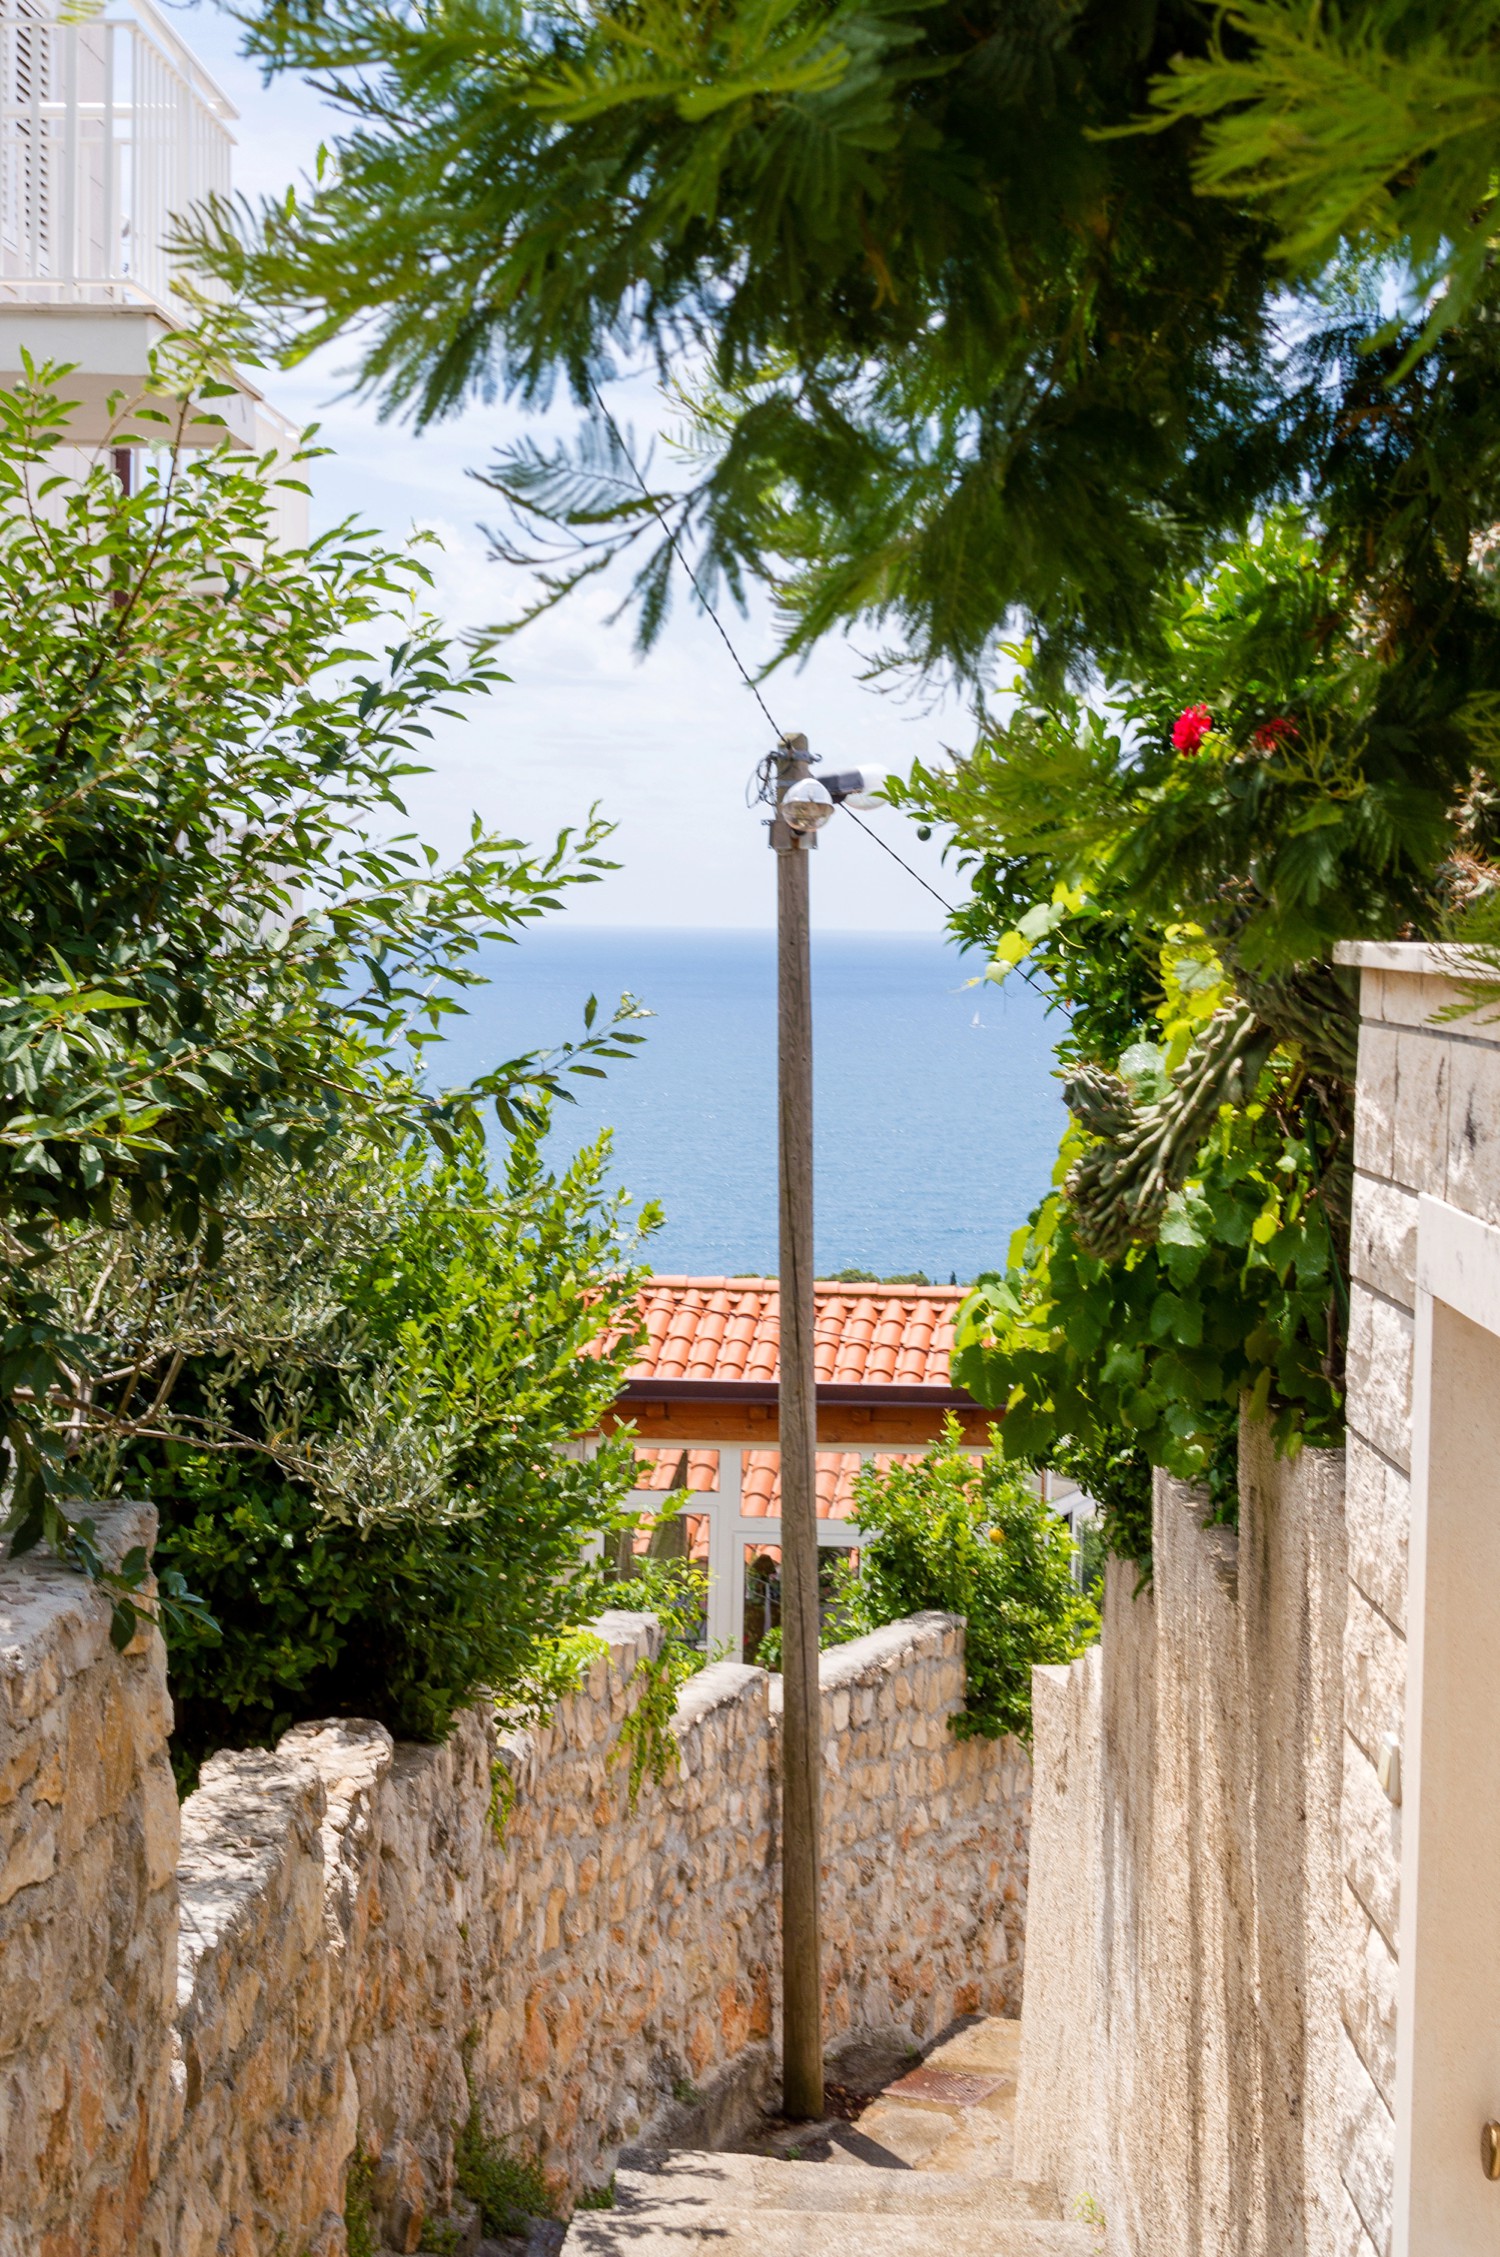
<box><xmin>203</xmin><ymin>0</ymin><xmax>1500</xmax><ymax>682</ymax></box>
<box><xmin>201</xmin><ymin>0</ymin><xmax>1291</xmax><ymax>678</ymax></box>
<box><xmin>1144</xmin><ymin>1</ymin><xmax>1500</xmax><ymax>355</ymax></box>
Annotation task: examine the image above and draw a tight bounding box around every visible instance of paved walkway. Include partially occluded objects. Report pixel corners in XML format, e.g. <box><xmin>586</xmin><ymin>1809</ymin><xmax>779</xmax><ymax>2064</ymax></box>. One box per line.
<box><xmin>557</xmin><ymin>2018</ymin><xmax>1104</xmax><ymax>2255</ymax></box>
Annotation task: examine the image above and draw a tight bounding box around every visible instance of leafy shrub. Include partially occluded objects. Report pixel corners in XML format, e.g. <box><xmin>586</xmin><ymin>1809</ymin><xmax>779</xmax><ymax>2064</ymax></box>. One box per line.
<box><xmin>115</xmin><ymin>1116</ymin><xmax>654</xmax><ymax>1780</ymax></box>
<box><xmin>0</xmin><ymin>340</ymin><xmax>636</xmax><ymax>1626</ymax></box>
<box><xmin>954</xmin><ymin>1061</ymin><xmax>1345</xmax><ymax>1508</ymax></box>
<box><xmin>343</xmin><ymin>2147</ymin><xmax>377</xmax><ymax>2257</ymax></box>
<box><xmin>821</xmin><ymin>1419</ymin><xmax>1098</xmax><ymax>1741</ymax></box>
<box><xmin>752</xmin><ymin>1624</ymin><xmax>783</xmax><ymax>1669</ymax></box>
<box><xmin>898</xmin><ymin>510</ymin><xmax>1500</xmax><ymax>1557</ymax></box>
<box><xmin>1045</xmin><ymin>1435</ymin><xmax>1153</xmax><ymax>1581</ymax></box>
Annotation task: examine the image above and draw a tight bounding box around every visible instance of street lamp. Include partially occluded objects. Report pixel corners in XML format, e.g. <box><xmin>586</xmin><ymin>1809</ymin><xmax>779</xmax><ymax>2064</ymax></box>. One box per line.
<box><xmin>762</xmin><ymin>733</ymin><xmax>887</xmax><ymax>2123</ymax></box>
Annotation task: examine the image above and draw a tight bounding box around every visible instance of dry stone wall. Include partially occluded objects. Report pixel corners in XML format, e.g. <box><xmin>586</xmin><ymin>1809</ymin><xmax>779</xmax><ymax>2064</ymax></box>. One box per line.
<box><xmin>0</xmin><ymin>1504</ymin><xmax>177</xmax><ymax>2257</ymax></box>
<box><xmin>470</xmin><ymin>1632</ymin><xmax>779</xmax><ymax>2193</ymax></box>
<box><xmin>810</xmin><ymin>1615</ymin><xmax>1028</xmax><ymax>2045</ymax></box>
<box><xmin>1</xmin><ymin>1549</ymin><xmax>1029</xmax><ymax>2256</ymax></box>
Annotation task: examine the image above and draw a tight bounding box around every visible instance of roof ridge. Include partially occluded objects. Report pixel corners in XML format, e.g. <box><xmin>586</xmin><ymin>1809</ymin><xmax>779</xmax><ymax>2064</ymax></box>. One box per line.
<box><xmin>641</xmin><ymin>1274</ymin><xmax>969</xmax><ymax>1298</ymax></box>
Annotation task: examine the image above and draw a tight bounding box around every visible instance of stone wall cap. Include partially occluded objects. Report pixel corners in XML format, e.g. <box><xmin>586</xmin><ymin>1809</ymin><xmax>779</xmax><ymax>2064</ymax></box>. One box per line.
<box><xmin>593</xmin><ymin>1608</ymin><xmax>664</xmax><ymax>1660</ymax></box>
<box><xmin>176</xmin><ymin>1745</ymin><xmax>326</xmax><ymax>1996</ymax></box>
<box><xmin>280</xmin><ymin>1714</ymin><xmax>395</xmax><ymax>1789</ymax></box>
<box><xmin>672</xmin><ymin>1659</ymin><xmax>768</xmax><ymax>1735</ymax></box>
<box><xmin>0</xmin><ymin>1501</ymin><xmax>156</xmax><ymax>1701</ymax></box>
<box><xmin>818</xmin><ymin>1610</ymin><xmax>962</xmax><ymax>1693</ymax></box>
<box><xmin>767</xmin><ymin>1610</ymin><xmax>963</xmax><ymax>1713</ymax></box>
<box><xmin>1335</xmin><ymin>939</ymin><xmax>1470</xmax><ymax>974</ymax></box>
<box><xmin>1031</xmin><ymin>1660</ymin><xmax>1079</xmax><ymax>1687</ymax></box>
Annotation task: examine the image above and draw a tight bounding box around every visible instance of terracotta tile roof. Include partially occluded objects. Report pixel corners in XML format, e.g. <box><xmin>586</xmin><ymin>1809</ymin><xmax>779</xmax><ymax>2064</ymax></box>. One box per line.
<box><xmin>740</xmin><ymin>1447</ymin><xmax>921</xmax><ymax>1522</ymax></box>
<box><xmin>618</xmin><ymin>1277</ymin><xmax>968</xmax><ymax>1392</ymax></box>
<box><xmin>632</xmin><ymin>1446</ymin><xmax>720</xmax><ymax>1495</ymax></box>
<box><xmin>631</xmin><ymin>1445</ymin><xmax>923</xmax><ymax>1522</ymax></box>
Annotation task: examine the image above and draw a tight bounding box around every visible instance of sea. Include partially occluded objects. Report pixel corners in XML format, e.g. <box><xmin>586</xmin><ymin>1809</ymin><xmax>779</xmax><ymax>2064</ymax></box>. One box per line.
<box><xmin>431</xmin><ymin>927</ymin><xmax>1066</xmax><ymax>1282</ymax></box>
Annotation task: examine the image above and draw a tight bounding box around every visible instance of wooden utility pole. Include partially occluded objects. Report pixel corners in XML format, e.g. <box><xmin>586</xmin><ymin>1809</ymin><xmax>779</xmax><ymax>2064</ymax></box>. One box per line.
<box><xmin>773</xmin><ymin>733</ymin><xmax>824</xmax><ymax>2122</ymax></box>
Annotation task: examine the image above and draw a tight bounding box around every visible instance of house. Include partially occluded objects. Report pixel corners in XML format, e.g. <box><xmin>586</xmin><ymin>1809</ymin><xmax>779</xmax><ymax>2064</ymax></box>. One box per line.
<box><xmin>593</xmin><ymin>1273</ymin><xmax>1090</xmax><ymax>1659</ymax></box>
<box><xmin>0</xmin><ymin>0</ymin><xmax>301</xmax><ymax>525</ymax></box>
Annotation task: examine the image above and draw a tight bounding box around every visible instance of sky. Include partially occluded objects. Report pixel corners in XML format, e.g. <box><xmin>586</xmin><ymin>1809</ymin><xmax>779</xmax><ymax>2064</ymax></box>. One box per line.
<box><xmin>173</xmin><ymin>2</ymin><xmax>972</xmax><ymax>933</ymax></box>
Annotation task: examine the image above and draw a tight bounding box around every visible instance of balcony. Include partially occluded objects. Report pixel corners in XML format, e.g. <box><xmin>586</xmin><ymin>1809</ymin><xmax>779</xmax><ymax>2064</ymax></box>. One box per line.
<box><xmin>0</xmin><ymin>0</ymin><xmax>233</xmax><ymax>318</ymax></box>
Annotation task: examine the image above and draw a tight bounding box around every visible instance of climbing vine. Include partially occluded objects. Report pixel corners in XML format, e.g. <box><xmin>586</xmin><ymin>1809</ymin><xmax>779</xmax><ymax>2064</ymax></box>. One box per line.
<box><xmin>896</xmin><ymin>513</ymin><xmax>1500</xmax><ymax>1558</ymax></box>
<box><xmin>953</xmin><ymin>933</ymin><xmax>1348</xmax><ymax>1519</ymax></box>
<box><xmin>612</xmin><ymin>1557</ymin><xmax>715</xmax><ymax>1806</ymax></box>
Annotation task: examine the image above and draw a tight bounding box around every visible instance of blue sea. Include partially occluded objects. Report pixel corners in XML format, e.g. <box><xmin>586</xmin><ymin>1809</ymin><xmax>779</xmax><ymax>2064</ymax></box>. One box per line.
<box><xmin>431</xmin><ymin>928</ymin><xmax>1066</xmax><ymax>1281</ymax></box>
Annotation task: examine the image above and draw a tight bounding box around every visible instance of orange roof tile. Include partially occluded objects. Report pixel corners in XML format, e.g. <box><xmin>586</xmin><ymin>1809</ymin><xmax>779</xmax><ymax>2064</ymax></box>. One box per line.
<box><xmin>631</xmin><ymin>1445</ymin><xmax>720</xmax><ymax>1494</ymax></box>
<box><xmin>612</xmin><ymin>1277</ymin><xmax>969</xmax><ymax>1395</ymax></box>
<box><xmin>739</xmin><ymin>1448</ymin><xmax>922</xmax><ymax>1521</ymax></box>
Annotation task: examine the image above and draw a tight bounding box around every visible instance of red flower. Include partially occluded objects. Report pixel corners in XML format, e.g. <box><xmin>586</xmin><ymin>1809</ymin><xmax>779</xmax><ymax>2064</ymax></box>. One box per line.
<box><xmin>1252</xmin><ymin>715</ymin><xmax>1299</xmax><ymax>752</ymax></box>
<box><xmin>1172</xmin><ymin>703</ymin><xmax>1213</xmax><ymax>755</ymax></box>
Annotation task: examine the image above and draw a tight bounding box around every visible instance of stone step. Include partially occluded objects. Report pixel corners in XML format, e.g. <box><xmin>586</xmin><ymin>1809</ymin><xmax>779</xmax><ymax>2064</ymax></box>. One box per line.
<box><xmin>614</xmin><ymin>2154</ymin><xmax>1063</xmax><ymax>2219</ymax></box>
<box><xmin>562</xmin><ymin>2213</ymin><xmax>1099</xmax><ymax>2256</ymax></box>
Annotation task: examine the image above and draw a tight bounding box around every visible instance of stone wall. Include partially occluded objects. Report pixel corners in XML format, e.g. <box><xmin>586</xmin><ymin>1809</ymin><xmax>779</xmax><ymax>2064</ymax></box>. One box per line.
<box><xmin>810</xmin><ymin>1615</ymin><xmax>1029</xmax><ymax>2047</ymax></box>
<box><xmin>1014</xmin><ymin>1431</ymin><xmax>1347</xmax><ymax>2257</ymax></box>
<box><xmin>0</xmin><ymin>1504</ymin><xmax>177</xmax><ymax>2257</ymax></box>
<box><xmin>1</xmin><ymin>1549</ymin><xmax>1030</xmax><ymax>2255</ymax></box>
<box><xmin>471</xmin><ymin>1630</ymin><xmax>779</xmax><ymax>2195</ymax></box>
<box><xmin>1011</xmin><ymin>941</ymin><xmax>1500</xmax><ymax>2257</ymax></box>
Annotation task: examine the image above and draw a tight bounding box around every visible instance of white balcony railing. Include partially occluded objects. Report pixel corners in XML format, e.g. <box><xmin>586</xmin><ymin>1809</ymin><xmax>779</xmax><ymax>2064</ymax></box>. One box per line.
<box><xmin>0</xmin><ymin>0</ymin><xmax>234</xmax><ymax>317</ymax></box>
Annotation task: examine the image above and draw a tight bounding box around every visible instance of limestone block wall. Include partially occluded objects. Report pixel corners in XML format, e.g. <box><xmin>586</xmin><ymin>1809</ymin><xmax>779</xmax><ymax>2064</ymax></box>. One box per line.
<box><xmin>1006</xmin><ymin>1641</ymin><xmax>1104</xmax><ymax>2221</ymax></box>
<box><xmin>0</xmin><ymin>1503</ymin><xmax>178</xmax><ymax>2257</ymax></box>
<box><xmin>468</xmin><ymin>1631</ymin><xmax>779</xmax><ymax>2189</ymax></box>
<box><xmin>1333</xmin><ymin>941</ymin><xmax>1500</xmax><ymax>2256</ymax></box>
<box><xmin>810</xmin><ymin>1614</ymin><xmax>1029</xmax><ymax>2042</ymax></box>
<box><xmin>1</xmin><ymin>1560</ymin><xmax>1029</xmax><ymax>2256</ymax></box>
<box><xmin>1015</xmin><ymin>1432</ymin><xmax>1347</xmax><ymax>2257</ymax></box>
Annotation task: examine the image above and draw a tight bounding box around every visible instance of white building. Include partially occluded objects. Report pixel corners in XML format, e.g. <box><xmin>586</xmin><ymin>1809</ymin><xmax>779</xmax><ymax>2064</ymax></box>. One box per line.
<box><xmin>0</xmin><ymin>0</ymin><xmax>300</xmax><ymax>515</ymax></box>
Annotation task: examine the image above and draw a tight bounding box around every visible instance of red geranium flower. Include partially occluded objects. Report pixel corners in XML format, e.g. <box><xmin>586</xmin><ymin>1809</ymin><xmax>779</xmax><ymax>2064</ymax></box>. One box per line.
<box><xmin>1172</xmin><ymin>703</ymin><xmax>1213</xmax><ymax>755</ymax></box>
<box><xmin>1252</xmin><ymin>716</ymin><xmax>1299</xmax><ymax>752</ymax></box>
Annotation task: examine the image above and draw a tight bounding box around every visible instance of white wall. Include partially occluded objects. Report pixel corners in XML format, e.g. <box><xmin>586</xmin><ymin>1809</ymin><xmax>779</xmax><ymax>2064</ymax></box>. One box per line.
<box><xmin>1015</xmin><ymin>1436</ymin><xmax>1346</xmax><ymax>2257</ymax></box>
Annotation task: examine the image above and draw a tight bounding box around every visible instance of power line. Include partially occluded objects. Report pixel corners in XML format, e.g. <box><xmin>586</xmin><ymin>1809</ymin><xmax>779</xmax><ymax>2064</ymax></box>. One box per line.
<box><xmin>590</xmin><ymin>383</ymin><xmax>782</xmax><ymax>741</ymax></box>
<box><xmin>843</xmin><ymin>802</ymin><xmax>1042</xmax><ymax>993</ymax></box>
<box><xmin>840</xmin><ymin>804</ymin><xmax>956</xmax><ymax>916</ymax></box>
<box><xmin>589</xmin><ymin>380</ymin><xmax>965</xmax><ymax>921</ymax></box>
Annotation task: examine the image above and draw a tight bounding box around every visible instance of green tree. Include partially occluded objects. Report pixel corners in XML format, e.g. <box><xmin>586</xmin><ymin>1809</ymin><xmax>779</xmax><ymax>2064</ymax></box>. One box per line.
<box><xmin>910</xmin><ymin>514</ymin><xmax>1500</xmax><ymax>1538</ymax></box>
<box><xmin>0</xmin><ymin>342</ymin><xmax>638</xmax><ymax>1621</ymax></box>
<box><xmin>199</xmin><ymin>0</ymin><xmax>1500</xmax><ymax>694</ymax></box>
<box><xmin>1143</xmin><ymin>0</ymin><xmax>1500</xmax><ymax>359</ymax></box>
<box><xmin>201</xmin><ymin>0</ymin><xmax>1308</xmax><ymax>681</ymax></box>
<box><xmin>192</xmin><ymin>0</ymin><xmax>1500</xmax><ymax>1542</ymax></box>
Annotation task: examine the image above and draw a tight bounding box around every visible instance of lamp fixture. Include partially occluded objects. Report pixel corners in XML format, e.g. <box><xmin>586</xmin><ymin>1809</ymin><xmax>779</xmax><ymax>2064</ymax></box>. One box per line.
<box><xmin>780</xmin><ymin>777</ymin><xmax>835</xmax><ymax>833</ymax></box>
